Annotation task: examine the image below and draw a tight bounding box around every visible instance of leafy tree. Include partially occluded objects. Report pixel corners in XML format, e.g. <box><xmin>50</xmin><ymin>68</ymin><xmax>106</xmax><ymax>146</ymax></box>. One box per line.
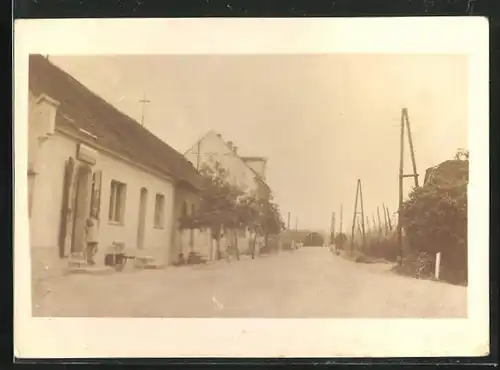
<box><xmin>180</xmin><ymin>162</ymin><xmax>286</xmax><ymax>260</ymax></box>
<box><xmin>179</xmin><ymin>163</ymin><xmax>244</xmax><ymax>260</ymax></box>
<box><xmin>399</xmin><ymin>149</ymin><xmax>468</xmax><ymax>284</ymax></box>
<box><xmin>233</xmin><ymin>194</ymin><xmax>260</xmax><ymax>258</ymax></box>
<box><xmin>236</xmin><ymin>193</ymin><xmax>285</xmax><ymax>257</ymax></box>
<box><xmin>258</xmin><ymin>195</ymin><xmax>286</xmax><ymax>251</ymax></box>
<box><xmin>454</xmin><ymin>148</ymin><xmax>469</xmax><ymax>161</ymax></box>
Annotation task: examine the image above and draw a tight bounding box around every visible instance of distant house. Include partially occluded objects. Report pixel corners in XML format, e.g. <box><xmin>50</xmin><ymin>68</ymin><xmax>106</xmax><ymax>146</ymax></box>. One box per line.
<box><xmin>423</xmin><ymin>159</ymin><xmax>469</xmax><ymax>186</ymax></box>
<box><xmin>280</xmin><ymin>230</ymin><xmax>325</xmax><ymax>247</ymax></box>
<box><xmin>183</xmin><ymin>130</ymin><xmax>273</xmax><ymax>258</ymax></box>
<box><xmin>184</xmin><ymin>130</ymin><xmax>271</xmax><ymax>200</ymax></box>
<box><xmin>28</xmin><ymin>55</ymin><xmax>203</xmax><ymax>277</ymax></box>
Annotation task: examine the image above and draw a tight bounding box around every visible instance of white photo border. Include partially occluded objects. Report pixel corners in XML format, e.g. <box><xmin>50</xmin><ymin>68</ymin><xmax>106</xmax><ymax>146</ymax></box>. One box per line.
<box><xmin>14</xmin><ymin>17</ymin><xmax>489</xmax><ymax>358</ymax></box>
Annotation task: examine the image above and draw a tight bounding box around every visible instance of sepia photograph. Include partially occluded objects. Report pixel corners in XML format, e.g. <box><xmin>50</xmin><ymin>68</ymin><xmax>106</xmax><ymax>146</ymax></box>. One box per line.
<box><xmin>14</xmin><ymin>18</ymin><xmax>489</xmax><ymax>358</ymax></box>
<box><xmin>28</xmin><ymin>53</ymin><xmax>469</xmax><ymax>319</ymax></box>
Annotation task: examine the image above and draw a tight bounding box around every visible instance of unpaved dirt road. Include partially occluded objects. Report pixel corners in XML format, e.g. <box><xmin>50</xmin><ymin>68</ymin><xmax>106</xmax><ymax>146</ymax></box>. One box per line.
<box><xmin>32</xmin><ymin>247</ymin><xmax>467</xmax><ymax>318</ymax></box>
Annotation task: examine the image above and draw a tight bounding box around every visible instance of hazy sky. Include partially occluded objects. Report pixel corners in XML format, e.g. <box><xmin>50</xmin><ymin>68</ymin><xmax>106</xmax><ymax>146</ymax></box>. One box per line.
<box><xmin>49</xmin><ymin>54</ymin><xmax>467</xmax><ymax>232</ymax></box>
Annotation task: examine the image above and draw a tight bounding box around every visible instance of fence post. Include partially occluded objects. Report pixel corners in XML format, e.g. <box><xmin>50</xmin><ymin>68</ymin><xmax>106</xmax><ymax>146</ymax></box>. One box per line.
<box><xmin>435</xmin><ymin>252</ymin><xmax>441</xmax><ymax>280</ymax></box>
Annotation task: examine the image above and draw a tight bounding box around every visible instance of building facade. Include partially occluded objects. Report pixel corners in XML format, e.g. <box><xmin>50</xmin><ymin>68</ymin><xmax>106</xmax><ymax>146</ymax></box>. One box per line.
<box><xmin>28</xmin><ymin>55</ymin><xmax>202</xmax><ymax>278</ymax></box>
<box><xmin>184</xmin><ymin>131</ymin><xmax>271</xmax><ymax>200</ymax></box>
<box><xmin>183</xmin><ymin>131</ymin><xmax>272</xmax><ymax>258</ymax></box>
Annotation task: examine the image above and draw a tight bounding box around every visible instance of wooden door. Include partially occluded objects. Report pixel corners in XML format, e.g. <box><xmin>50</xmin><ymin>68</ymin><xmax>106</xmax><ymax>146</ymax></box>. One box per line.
<box><xmin>58</xmin><ymin>157</ymin><xmax>75</xmax><ymax>258</ymax></box>
<box><xmin>136</xmin><ymin>187</ymin><xmax>148</xmax><ymax>249</ymax></box>
<box><xmin>90</xmin><ymin>170</ymin><xmax>102</xmax><ymax>219</ymax></box>
<box><xmin>71</xmin><ymin>164</ymin><xmax>92</xmax><ymax>254</ymax></box>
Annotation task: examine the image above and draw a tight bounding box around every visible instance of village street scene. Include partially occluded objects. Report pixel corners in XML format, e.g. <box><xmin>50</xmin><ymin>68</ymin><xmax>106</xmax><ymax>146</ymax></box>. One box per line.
<box><xmin>28</xmin><ymin>54</ymin><xmax>468</xmax><ymax>318</ymax></box>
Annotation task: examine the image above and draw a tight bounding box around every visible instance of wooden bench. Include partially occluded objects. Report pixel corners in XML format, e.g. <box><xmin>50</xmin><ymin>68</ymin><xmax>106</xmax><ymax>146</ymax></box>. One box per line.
<box><xmin>104</xmin><ymin>242</ymin><xmax>135</xmax><ymax>272</ymax></box>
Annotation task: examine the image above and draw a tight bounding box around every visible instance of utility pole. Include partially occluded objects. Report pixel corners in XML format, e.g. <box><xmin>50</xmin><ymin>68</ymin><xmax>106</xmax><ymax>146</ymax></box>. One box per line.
<box><xmin>287</xmin><ymin>212</ymin><xmax>291</xmax><ymax>230</ymax></box>
<box><xmin>382</xmin><ymin>202</ymin><xmax>389</xmax><ymax>234</ymax></box>
<box><xmin>330</xmin><ymin>212</ymin><xmax>336</xmax><ymax>244</ymax></box>
<box><xmin>404</xmin><ymin>108</ymin><xmax>420</xmax><ymax>188</ymax></box>
<box><xmin>372</xmin><ymin>213</ymin><xmax>377</xmax><ymax>237</ymax></box>
<box><xmin>333</xmin><ymin>212</ymin><xmax>336</xmax><ymax>237</ymax></box>
<box><xmin>139</xmin><ymin>93</ymin><xmax>151</xmax><ymax>126</ymax></box>
<box><xmin>377</xmin><ymin>207</ymin><xmax>383</xmax><ymax>235</ymax></box>
<box><xmin>295</xmin><ymin>216</ymin><xmax>298</xmax><ymax>232</ymax></box>
<box><xmin>397</xmin><ymin>108</ymin><xmax>419</xmax><ymax>264</ymax></box>
<box><xmin>386</xmin><ymin>205</ymin><xmax>393</xmax><ymax>231</ymax></box>
<box><xmin>350</xmin><ymin>183</ymin><xmax>359</xmax><ymax>253</ymax></box>
<box><xmin>359</xmin><ymin>180</ymin><xmax>366</xmax><ymax>251</ymax></box>
<box><xmin>339</xmin><ymin>204</ymin><xmax>343</xmax><ymax>235</ymax></box>
<box><xmin>196</xmin><ymin>141</ymin><xmax>201</xmax><ymax>170</ymax></box>
<box><xmin>398</xmin><ymin>109</ymin><xmax>405</xmax><ymax>261</ymax></box>
<box><xmin>350</xmin><ymin>179</ymin><xmax>366</xmax><ymax>253</ymax></box>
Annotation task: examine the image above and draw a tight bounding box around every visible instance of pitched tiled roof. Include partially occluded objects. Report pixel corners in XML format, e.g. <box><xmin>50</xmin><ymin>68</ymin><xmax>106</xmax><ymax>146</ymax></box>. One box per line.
<box><xmin>29</xmin><ymin>55</ymin><xmax>203</xmax><ymax>192</ymax></box>
<box><xmin>188</xmin><ymin>130</ymin><xmax>272</xmax><ymax>192</ymax></box>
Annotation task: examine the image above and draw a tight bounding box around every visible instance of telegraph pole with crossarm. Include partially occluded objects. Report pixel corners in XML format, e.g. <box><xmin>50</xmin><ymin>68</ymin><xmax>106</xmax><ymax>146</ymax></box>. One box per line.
<box><xmin>139</xmin><ymin>93</ymin><xmax>151</xmax><ymax>126</ymax></box>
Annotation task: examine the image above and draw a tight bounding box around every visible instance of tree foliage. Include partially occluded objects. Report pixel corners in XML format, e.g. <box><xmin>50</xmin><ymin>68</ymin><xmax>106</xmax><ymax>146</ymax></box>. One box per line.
<box><xmin>399</xmin><ymin>149</ymin><xmax>468</xmax><ymax>284</ymax></box>
<box><xmin>454</xmin><ymin>148</ymin><xmax>469</xmax><ymax>161</ymax></box>
<box><xmin>255</xmin><ymin>195</ymin><xmax>286</xmax><ymax>237</ymax></box>
<box><xmin>179</xmin><ymin>162</ymin><xmax>285</xmax><ymax>257</ymax></box>
<box><xmin>179</xmin><ymin>162</ymin><xmax>244</xmax><ymax>233</ymax></box>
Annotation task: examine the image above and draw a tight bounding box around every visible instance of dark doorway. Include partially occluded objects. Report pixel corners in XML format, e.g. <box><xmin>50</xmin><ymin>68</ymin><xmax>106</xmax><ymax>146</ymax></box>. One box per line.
<box><xmin>71</xmin><ymin>164</ymin><xmax>92</xmax><ymax>254</ymax></box>
<box><xmin>137</xmin><ymin>187</ymin><xmax>148</xmax><ymax>249</ymax></box>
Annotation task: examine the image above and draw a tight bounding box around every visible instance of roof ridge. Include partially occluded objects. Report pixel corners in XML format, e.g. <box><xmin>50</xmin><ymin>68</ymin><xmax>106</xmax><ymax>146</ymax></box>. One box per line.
<box><xmin>183</xmin><ymin>130</ymin><xmax>217</xmax><ymax>155</ymax></box>
<box><xmin>241</xmin><ymin>156</ymin><xmax>268</xmax><ymax>161</ymax></box>
<box><xmin>206</xmin><ymin>132</ymin><xmax>271</xmax><ymax>188</ymax></box>
<box><xmin>37</xmin><ymin>55</ymin><xmax>145</xmax><ymax>130</ymax></box>
<box><xmin>29</xmin><ymin>54</ymin><xmax>202</xmax><ymax>190</ymax></box>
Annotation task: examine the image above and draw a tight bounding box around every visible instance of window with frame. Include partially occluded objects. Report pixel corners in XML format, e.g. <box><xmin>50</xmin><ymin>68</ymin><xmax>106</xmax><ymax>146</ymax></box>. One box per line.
<box><xmin>108</xmin><ymin>180</ymin><xmax>127</xmax><ymax>223</ymax></box>
<box><xmin>154</xmin><ymin>193</ymin><xmax>166</xmax><ymax>228</ymax></box>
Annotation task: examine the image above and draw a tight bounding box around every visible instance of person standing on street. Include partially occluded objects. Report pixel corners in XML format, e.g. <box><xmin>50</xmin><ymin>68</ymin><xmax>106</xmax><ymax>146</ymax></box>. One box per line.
<box><xmin>84</xmin><ymin>216</ymin><xmax>99</xmax><ymax>265</ymax></box>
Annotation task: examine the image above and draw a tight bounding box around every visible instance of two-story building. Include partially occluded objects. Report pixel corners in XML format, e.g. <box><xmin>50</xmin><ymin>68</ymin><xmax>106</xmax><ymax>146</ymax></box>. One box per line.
<box><xmin>185</xmin><ymin>131</ymin><xmax>270</xmax><ymax>199</ymax></box>
<box><xmin>28</xmin><ymin>55</ymin><xmax>203</xmax><ymax>279</ymax></box>
<box><xmin>183</xmin><ymin>130</ymin><xmax>272</xmax><ymax>259</ymax></box>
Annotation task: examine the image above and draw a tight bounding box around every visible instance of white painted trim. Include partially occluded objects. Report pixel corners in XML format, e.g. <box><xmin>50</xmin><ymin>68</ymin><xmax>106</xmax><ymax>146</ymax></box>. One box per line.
<box><xmin>56</xmin><ymin>127</ymin><xmax>177</xmax><ymax>185</ymax></box>
<box><xmin>35</xmin><ymin>93</ymin><xmax>60</xmax><ymax>108</ymax></box>
<box><xmin>77</xmin><ymin>143</ymin><xmax>98</xmax><ymax>165</ymax></box>
<box><xmin>78</xmin><ymin>128</ymin><xmax>99</xmax><ymax>140</ymax></box>
<box><xmin>435</xmin><ymin>252</ymin><xmax>441</xmax><ymax>280</ymax></box>
<box><xmin>35</xmin><ymin>93</ymin><xmax>60</xmax><ymax>138</ymax></box>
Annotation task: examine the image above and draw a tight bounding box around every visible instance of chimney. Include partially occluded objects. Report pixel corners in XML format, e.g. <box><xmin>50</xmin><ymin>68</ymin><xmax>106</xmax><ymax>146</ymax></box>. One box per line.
<box><xmin>232</xmin><ymin>146</ymin><xmax>238</xmax><ymax>154</ymax></box>
<box><xmin>35</xmin><ymin>93</ymin><xmax>60</xmax><ymax>139</ymax></box>
<box><xmin>227</xmin><ymin>141</ymin><xmax>233</xmax><ymax>150</ymax></box>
